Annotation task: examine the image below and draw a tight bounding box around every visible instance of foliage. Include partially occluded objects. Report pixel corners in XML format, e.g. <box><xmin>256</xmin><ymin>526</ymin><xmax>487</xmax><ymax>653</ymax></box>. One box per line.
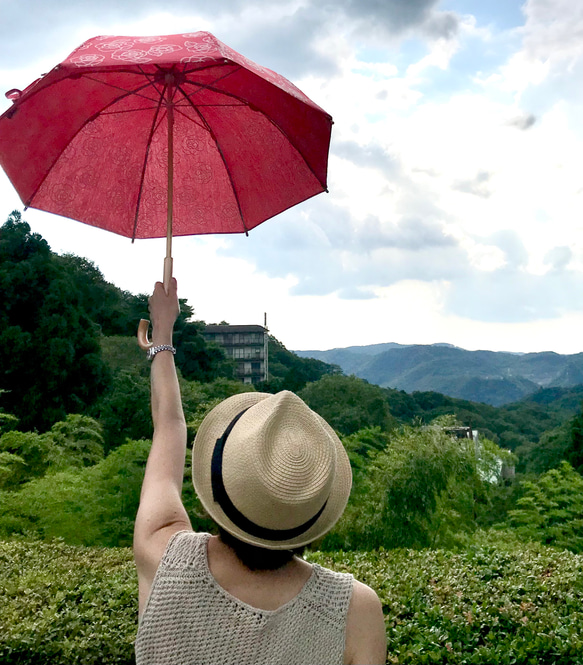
<box><xmin>0</xmin><ymin>437</ymin><xmax>216</xmax><ymax>547</ymax></box>
<box><xmin>97</xmin><ymin>367</ymin><xmax>152</xmax><ymax>452</ymax></box>
<box><xmin>174</xmin><ymin>319</ymin><xmax>234</xmax><ymax>383</ymax></box>
<box><xmin>54</xmin><ymin>253</ymin><xmax>143</xmax><ymax>337</ymax></box>
<box><xmin>0</xmin><ymin>540</ymin><xmax>137</xmax><ymax>664</ymax></box>
<box><xmin>384</xmin><ymin>386</ymin><xmax>580</xmax><ymax>454</ymax></box>
<box><xmin>565</xmin><ymin>403</ymin><xmax>583</xmax><ymax>473</ymax></box>
<box><xmin>258</xmin><ymin>336</ymin><xmax>341</xmax><ymax>393</ymax></box>
<box><xmin>506</xmin><ymin>461</ymin><xmax>583</xmax><ymax>552</ymax></box>
<box><xmin>1</xmin><ymin>537</ymin><xmax>582</xmax><ymax>664</ymax></box>
<box><xmin>47</xmin><ymin>414</ymin><xmax>105</xmax><ymax>469</ymax></box>
<box><xmin>310</xmin><ymin>534</ymin><xmax>583</xmax><ymax>664</ymax></box>
<box><xmin>300</xmin><ymin>374</ymin><xmax>396</xmax><ymax>435</ymax></box>
<box><xmin>0</xmin><ymin>212</ymin><xmax>110</xmax><ymax>431</ymax></box>
<box><xmin>0</xmin><ymin>452</ymin><xmax>26</xmax><ymax>490</ymax></box>
<box><xmin>182</xmin><ymin>377</ymin><xmax>256</xmax><ymax>440</ymax></box>
<box><xmin>0</xmin><ymin>413</ymin><xmax>19</xmax><ymax>435</ymax></box>
<box><xmin>100</xmin><ymin>335</ymin><xmax>147</xmax><ymax>373</ymax></box>
<box><xmin>0</xmin><ymin>430</ymin><xmax>54</xmax><ymax>486</ymax></box>
<box><xmin>342</xmin><ymin>426</ymin><xmax>391</xmax><ymax>473</ymax></box>
<box><xmin>0</xmin><ymin>414</ymin><xmax>105</xmax><ymax>488</ymax></box>
<box><xmin>325</xmin><ymin>422</ymin><xmax>471</xmax><ymax>550</ymax></box>
<box><xmin>0</xmin><ymin>440</ymin><xmax>149</xmax><ymax>546</ymax></box>
<box><xmin>514</xmin><ymin>421</ymin><xmax>571</xmax><ymax>474</ymax></box>
<box><xmin>326</xmin><ymin>420</ymin><xmax>515</xmax><ymax>551</ymax></box>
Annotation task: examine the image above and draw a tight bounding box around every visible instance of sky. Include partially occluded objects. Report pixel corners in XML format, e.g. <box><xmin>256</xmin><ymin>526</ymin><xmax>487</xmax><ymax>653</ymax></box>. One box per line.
<box><xmin>2</xmin><ymin>0</ymin><xmax>583</xmax><ymax>354</ymax></box>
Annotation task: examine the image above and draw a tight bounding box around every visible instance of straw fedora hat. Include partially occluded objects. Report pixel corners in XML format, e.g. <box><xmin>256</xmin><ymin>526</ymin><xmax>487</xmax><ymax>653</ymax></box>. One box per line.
<box><xmin>192</xmin><ymin>390</ymin><xmax>352</xmax><ymax>550</ymax></box>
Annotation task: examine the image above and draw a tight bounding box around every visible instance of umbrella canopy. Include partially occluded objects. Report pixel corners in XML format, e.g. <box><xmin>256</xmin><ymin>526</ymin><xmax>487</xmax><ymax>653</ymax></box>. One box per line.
<box><xmin>0</xmin><ymin>32</ymin><xmax>332</xmax><ymax>240</ymax></box>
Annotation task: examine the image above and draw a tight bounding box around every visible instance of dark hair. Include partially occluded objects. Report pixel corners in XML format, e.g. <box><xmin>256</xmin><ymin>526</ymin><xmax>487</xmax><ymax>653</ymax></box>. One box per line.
<box><xmin>217</xmin><ymin>527</ymin><xmax>306</xmax><ymax>571</ymax></box>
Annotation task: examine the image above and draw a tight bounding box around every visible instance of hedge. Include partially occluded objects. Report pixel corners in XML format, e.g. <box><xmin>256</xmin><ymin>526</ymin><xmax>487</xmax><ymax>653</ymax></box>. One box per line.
<box><xmin>0</xmin><ymin>540</ymin><xmax>137</xmax><ymax>664</ymax></box>
<box><xmin>310</xmin><ymin>535</ymin><xmax>583</xmax><ymax>664</ymax></box>
<box><xmin>1</xmin><ymin>536</ymin><xmax>582</xmax><ymax>664</ymax></box>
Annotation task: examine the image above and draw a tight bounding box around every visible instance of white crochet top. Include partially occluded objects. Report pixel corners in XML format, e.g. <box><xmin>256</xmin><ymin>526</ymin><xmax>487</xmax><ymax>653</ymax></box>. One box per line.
<box><xmin>135</xmin><ymin>531</ymin><xmax>354</xmax><ymax>665</ymax></box>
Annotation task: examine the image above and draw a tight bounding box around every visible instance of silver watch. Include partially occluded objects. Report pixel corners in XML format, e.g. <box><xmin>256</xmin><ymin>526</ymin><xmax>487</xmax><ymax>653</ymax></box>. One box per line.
<box><xmin>147</xmin><ymin>344</ymin><xmax>176</xmax><ymax>361</ymax></box>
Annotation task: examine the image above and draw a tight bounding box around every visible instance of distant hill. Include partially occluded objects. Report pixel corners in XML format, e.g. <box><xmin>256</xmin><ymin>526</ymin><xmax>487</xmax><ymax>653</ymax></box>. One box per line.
<box><xmin>295</xmin><ymin>344</ymin><xmax>583</xmax><ymax>406</ymax></box>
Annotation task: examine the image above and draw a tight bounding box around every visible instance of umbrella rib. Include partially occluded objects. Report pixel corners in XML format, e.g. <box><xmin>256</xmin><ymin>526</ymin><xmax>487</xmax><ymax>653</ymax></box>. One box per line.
<box><xmin>138</xmin><ymin>65</ymin><xmax>166</xmax><ymax>100</ymax></box>
<box><xmin>78</xmin><ymin>74</ymin><xmax>161</xmax><ymax>104</ymax></box>
<box><xmin>131</xmin><ymin>84</ymin><xmax>167</xmax><ymax>242</ymax></box>
<box><xmin>171</xmin><ymin>106</ymin><xmax>208</xmax><ymax>132</ymax></box>
<box><xmin>100</xmin><ymin>106</ymin><xmax>160</xmax><ymax>115</ymax></box>
<box><xmin>178</xmin><ymin>68</ymin><xmax>241</xmax><ymax>102</ymax></box>
<box><xmin>177</xmin><ymin>83</ymin><xmax>249</xmax><ymax>235</ymax></box>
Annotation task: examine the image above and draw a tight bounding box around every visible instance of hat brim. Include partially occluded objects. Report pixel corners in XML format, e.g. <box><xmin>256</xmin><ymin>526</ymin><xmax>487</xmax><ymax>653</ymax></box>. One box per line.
<box><xmin>192</xmin><ymin>392</ymin><xmax>352</xmax><ymax>550</ymax></box>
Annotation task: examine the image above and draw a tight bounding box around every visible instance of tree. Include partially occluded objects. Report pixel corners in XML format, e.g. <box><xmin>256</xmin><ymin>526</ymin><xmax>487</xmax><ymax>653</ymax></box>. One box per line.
<box><xmin>324</xmin><ymin>421</ymin><xmax>475</xmax><ymax>550</ymax></box>
<box><xmin>0</xmin><ymin>413</ymin><xmax>18</xmax><ymax>435</ymax></box>
<box><xmin>0</xmin><ymin>212</ymin><xmax>110</xmax><ymax>430</ymax></box>
<box><xmin>565</xmin><ymin>403</ymin><xmax>583</xmax><ymax>473</ymax></box>
<box><xmin>0</xmin><ymin>431</ymin><xmax>54</xmax><ymax>485</ymax></box>
<box><xmin>0</xmin><ymin>452</ymin><xmax>27</xmax><ymax>490</ymax></box>
<box><xmin>0</xmin><ymin>439</ymin><xmax>150</xmax><ymax>546</ymax></box>
<box><xmin>97</xmin><ymin>367</ymin><xmax>152</xmax><ymax>451</ymax></box>
<box><xmin>341</xmin><ymin>426</ymin><xmax>391</xmax><ymax>473</ymax></box>
<box><xmin>514</xmin><ymin>422</ymin><xmax>570</xmax><ymax>474</ymax></box>
<box><xmin>323</xmin><ymin>416</ymin><xmax>516</xmax><ymax>551</ymax></box>
<box><xmin>54</xmin><ymin>254</ymin><xmax>136</xmax><ymax>336</ymax></box>
<box><xmin>506</xmin><ymin>461</ymin><xmax>583</xmax><ymax>552</ymax></box>
<box><xmin>299</xmin><ymin>374</ymin><xmax>396</xmax><ymax>435</ymax></box>
<box><xmin>47</xmin><ymin>414</ymin><xmax>104</xmax><ymax>469</ymax></box>
<box><xmin>174</xmin><ymin>320</ymin><xmax>234</xmax><ymax>382</ymax></box>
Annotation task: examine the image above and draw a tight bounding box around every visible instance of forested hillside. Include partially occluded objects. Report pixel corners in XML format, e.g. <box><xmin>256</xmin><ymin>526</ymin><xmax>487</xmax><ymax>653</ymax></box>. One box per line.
<box><xmin>1</xmin><ymin>211</ymin><xmax>583</xmax><ymax>663</ymax></box>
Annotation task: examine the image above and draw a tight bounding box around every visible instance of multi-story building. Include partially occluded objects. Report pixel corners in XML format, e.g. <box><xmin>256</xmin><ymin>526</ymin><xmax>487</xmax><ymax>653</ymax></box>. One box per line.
<box><xmin>202</xmin><ymin>324</ymin><xmax>268</xmax><ymax>385</ymax></box>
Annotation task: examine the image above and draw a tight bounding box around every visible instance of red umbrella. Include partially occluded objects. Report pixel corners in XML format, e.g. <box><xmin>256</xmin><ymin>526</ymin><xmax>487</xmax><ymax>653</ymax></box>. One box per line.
<box><xmin>0</xmin><ymin>32</ymin><xmax>332</xmax><ymax>346</ymax></box>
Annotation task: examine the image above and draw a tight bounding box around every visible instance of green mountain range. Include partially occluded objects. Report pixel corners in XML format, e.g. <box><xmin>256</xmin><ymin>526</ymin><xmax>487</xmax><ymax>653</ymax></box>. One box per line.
<box><xmin>295</xmin><ymin>343</ymin><xmax>583</xmax><ymax>406</ymax></box>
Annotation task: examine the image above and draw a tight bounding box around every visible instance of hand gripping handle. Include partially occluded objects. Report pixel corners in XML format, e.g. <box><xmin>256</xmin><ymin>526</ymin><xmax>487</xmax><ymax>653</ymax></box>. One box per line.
<box><xmin>136</xmin><ymin>257</ymin><xmax>173</xmax><ymax>350</ymax></box>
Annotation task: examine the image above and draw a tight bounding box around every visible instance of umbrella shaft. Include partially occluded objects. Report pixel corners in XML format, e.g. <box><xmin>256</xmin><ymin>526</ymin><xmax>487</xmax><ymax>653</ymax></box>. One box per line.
<box><xmin>164</xmin><ymin>75</ymin><xmax>174</xmax><ymax>292</ymax></box>
<box><xmin>166</xmin><ymin>81</ymin><xmax>174</xmax><ymax>262</ymax></box>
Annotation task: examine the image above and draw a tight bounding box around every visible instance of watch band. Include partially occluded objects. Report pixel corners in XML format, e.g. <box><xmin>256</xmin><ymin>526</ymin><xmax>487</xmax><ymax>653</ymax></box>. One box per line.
<box><xmin>147</xmin><ymin>344</ymin><xmax>176</xmax><ymax>361</ymax></box>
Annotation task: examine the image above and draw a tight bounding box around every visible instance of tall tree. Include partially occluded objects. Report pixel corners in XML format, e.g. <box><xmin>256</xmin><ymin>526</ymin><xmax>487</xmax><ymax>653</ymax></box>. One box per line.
<box><xmin>0</xmin><ymin>212</ymin><xmax>110</xmax><ymax>430</ymax></box>
<box><xmin>299</xmin><ymin>374</ymin><xmax>395</xmax><ymax>435</ymax></box>
<box><xmin>565</xmin><ymin>403</ymin><xmax>583</xmax><ymax>473</ymax></box>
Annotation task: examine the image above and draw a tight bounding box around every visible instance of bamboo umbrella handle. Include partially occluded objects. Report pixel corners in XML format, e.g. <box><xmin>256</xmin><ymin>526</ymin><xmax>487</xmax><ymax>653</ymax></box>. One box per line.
<box><xmin>137</xmin><ymin>257</ymin><xmax>174</xmax><ymax>349</ymax></box>
<box><xmin>137</xmin><ymin>318</ymin><xmax>152</xmax><ymax>350</ymax></box>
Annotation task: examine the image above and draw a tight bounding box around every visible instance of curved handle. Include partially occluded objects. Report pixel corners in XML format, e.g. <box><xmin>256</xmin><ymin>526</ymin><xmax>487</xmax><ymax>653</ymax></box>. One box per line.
<box><xmin>137</xmin><ymin>257</ymin><xmax>174</xmax><ymax>350</ymax></box>
<box><xmin>137</xmin><ymin>319</ymin><xmax>153</xmax><ymax>350</ymax></box>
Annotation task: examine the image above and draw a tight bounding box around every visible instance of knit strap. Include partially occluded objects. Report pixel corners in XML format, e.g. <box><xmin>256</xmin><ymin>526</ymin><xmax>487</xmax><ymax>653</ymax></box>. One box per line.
<box><xmin>301</xmin><ymin>563</ymin><xmax>354</xmax><ymax>629</ymax></box>
<box><xmin>159</xmin><ymin>530</ymin><xmax>209</xmax><ymax>570</ymax></box>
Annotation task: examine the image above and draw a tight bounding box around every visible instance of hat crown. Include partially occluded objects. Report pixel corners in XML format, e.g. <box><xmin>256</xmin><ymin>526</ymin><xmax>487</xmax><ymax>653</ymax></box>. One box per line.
<box><xmin>192</xmin><ymin>389</ymin><xmax>352</xmax><ymax>549</ymax></box>
<box><xmin>222</xmin><ymin>391</ymin><xmax>336</xmax><ymax>530</ymax></box>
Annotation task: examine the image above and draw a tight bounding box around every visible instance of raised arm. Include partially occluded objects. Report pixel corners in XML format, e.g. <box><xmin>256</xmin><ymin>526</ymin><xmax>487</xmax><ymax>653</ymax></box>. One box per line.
<box><xmin>133</xmin><ymin>278</ymin><xmax>192</xmax><ymax>613</ymax></box>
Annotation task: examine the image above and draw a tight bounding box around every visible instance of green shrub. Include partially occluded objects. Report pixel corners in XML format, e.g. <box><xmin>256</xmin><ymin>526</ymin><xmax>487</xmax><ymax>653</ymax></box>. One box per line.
<box><xmin>0</xmin><ymin>440</ymin><xmax>150</xmax><ymax>546</ymax></box>
<box><xmin>310</xmin><ymin>533</ymin><xmax>583</xmax><ymax>664</ymax></box>
<box><xmin>1</xmin><ymin>536</ymin><xmax>582</xmax><ymax>664</ymax></box>
<box><xmin>0</xmin><ymin>539</ymin><xmax>137</xmax><ymax>664</ymax></box>
<box><xmin>506</xmin><ymin>461</ymin><xmax>583</xmax><ymax>552</ymax></box>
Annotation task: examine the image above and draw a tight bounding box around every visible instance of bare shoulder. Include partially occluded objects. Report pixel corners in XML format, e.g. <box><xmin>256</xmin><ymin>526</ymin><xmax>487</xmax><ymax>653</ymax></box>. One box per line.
<box><xmin>344</xmin><ymin>580</ymin><xmax>387</xmax><ymax>665</ymax></box>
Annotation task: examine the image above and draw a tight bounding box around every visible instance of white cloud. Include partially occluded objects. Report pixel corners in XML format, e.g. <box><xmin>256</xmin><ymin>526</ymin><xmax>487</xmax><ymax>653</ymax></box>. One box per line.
<box><xmin>3</xmin><ymin>0</ymin><xmax>583</xmax><ymax>353</ymax></box>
